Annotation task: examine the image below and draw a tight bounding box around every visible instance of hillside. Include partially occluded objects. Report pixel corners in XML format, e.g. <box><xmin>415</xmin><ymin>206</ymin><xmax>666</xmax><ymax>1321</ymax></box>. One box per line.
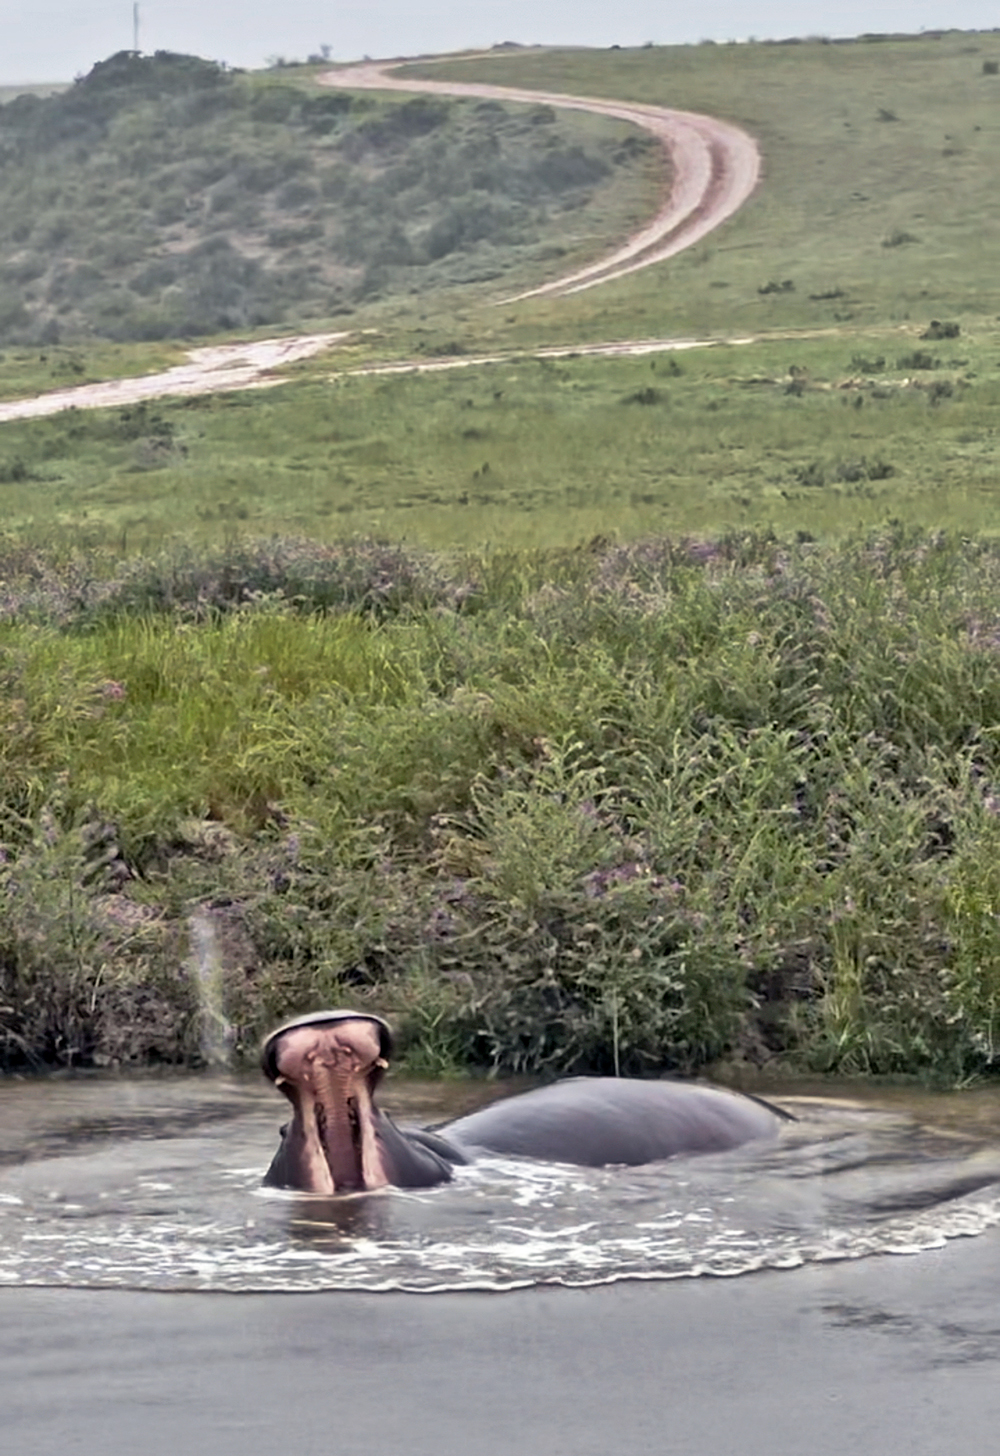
<box><xmin>420</xmin><ymin>30</ymin><xmax>1000</xmax><ymax>341</ymax></box>
<box><xmin>0</xmin><ymin>50</ymin><xmax>656</xmax><ymax>345</ymax></box>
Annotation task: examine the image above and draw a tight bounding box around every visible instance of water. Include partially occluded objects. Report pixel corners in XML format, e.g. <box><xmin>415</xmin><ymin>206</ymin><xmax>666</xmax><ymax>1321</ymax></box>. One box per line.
<box><xmin>1</xmin><ymin>1074</ymin><xmax>998</xmax><ymax>1293</ymax></box>
<box><xmin>188</xmin><ymin>910</ymin><xmax>234</xmax><ymax>1069</ymax></box>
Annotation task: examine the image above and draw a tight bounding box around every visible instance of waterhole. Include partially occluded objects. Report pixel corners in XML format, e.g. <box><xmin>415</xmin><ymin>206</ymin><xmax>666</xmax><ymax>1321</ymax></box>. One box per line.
<box><xmin>1</xmin><ymin>1075</ymin><xmax>997</xmax><ymax>1293</ymax></box>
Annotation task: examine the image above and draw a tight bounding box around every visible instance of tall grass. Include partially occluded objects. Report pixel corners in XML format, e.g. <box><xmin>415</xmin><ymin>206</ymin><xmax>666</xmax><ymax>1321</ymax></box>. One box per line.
<box><xmin>1</xmin><ymin>529</ymin><xmax>998</xmax><ymax>1079</ymax></box>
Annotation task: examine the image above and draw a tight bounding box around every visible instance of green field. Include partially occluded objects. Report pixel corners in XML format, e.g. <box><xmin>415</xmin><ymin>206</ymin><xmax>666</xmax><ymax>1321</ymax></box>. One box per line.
<box><xmin>0</xmin><ymin>326</ymin><xmax>995</xmax><ymax>548</ymax></box>
<box><xmin>2</xmin><ymin>34</ymin><xmax>999</xmax><ymax>550</ymax></box>
<box><xmin>1</xmin><ymin>34</ymin><xmax>999</xmax><ymax>1081</ymax></box>
<box><xmin>413</xmin><ymin>32</ymin><xmax>1000</xmax><ymax>344</ymax></box>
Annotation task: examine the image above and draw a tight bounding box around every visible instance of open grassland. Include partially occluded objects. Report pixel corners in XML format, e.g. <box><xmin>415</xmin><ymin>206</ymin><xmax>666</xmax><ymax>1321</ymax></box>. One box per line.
<box><xmin>1</xmin><ymin>36</ymin><xmax>999</xmax><ymax>1081</ymax></box>
<box><xmin>5</xmin><ymin>36</ymin><xmax>997</xmax><ymax>552</ymax></box>
<box><xmin>402</xmin><ymin>31</ymin><xmax>1000</xmax><ymax>351</ymax></box>
<box><xmin>0</xmin><ymin>324</ymin><xmax>996</xmax><ymax>547</ymax></box>
<box><xmin>0</xmin><ymin>532</ymin><xmax>998</xmax><ymax>1078</ymax></box>
<box><xmin>0</xmin><ymin>339</ymin><xmax>185</xmax><ymax>403</ymax></box>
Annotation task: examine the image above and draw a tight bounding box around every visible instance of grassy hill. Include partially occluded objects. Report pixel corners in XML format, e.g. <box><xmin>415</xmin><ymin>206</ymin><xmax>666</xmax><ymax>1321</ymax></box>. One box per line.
<box><xmin>0</xmin><ymin>50</ymin><xmax>657</xmax><ymax>346</ymax></box>
<box><xmin>408</xmin><ymin>30</ymin><xmax>1000</xmax><ymax>345</ymax></box>
<box><xmin>3</xmin><ymin>34</ymin><xmax>1000</xmax><ymax>548</ymax></box>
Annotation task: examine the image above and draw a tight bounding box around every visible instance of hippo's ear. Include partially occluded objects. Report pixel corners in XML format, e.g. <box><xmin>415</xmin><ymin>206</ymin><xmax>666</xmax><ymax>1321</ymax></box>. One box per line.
<box><xmin>260</xmin><ymin>1010</ymin><xmax>394</xmax><ymax>1082</ymax></box>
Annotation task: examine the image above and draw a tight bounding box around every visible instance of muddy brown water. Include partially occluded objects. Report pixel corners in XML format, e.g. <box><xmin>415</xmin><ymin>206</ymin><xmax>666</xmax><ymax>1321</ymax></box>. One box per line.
<box><xmin>1</xmin><ymin>1073</ymin><xmax>997</xmax><ymax>1293</ymax></box>
<box><xmin>2</xmin><ymin>1074</ymin><xmax>999</xmax><ymax>1456</ymax></box>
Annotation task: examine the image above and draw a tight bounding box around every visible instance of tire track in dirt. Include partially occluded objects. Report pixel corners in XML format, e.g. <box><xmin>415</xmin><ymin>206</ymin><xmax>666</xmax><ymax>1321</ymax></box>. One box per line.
<box><xmin>325</xmin><ymin>58</ymin><xmax>761</xmax><ymax>299</ymax></box>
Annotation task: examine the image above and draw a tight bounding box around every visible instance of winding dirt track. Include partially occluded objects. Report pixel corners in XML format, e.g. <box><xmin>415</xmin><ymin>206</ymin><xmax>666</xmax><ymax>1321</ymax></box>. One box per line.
<box><xmin>328</xmin><ymin>59</ymin><xmax>761</xmax><ymax>301</ymax></box>
<box><xmin>0</xmin><ymin>56</ymin><xmax>762</xmax><ymax>423</ymax></box>
<box><xmin>0</xmin><ymin>334</ymin><xmax>348</xmax><ymax>425</ymax></box>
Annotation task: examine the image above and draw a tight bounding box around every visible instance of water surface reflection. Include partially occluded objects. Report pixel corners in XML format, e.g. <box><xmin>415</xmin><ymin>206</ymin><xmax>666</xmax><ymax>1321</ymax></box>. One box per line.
<box><xmin>0</xmin><ymin>1075</ymin><xmax>998</xmax><ymax>1292</ymax></box>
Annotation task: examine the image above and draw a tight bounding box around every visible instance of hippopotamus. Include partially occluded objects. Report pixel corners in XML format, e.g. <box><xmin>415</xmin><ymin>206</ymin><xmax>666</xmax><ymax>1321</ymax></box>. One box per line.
<box><xmin>261</xmin><ymin>1009</ymin><xmax>785</xmax><ymax>1194</ymax></box>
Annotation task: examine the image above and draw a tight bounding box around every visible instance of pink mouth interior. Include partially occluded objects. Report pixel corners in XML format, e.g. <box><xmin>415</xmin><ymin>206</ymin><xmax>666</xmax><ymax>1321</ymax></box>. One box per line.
<box><xmin>272</xmin><ymin>1020</ymin><xmax>390</xmax><ymax>1194</ymax></box>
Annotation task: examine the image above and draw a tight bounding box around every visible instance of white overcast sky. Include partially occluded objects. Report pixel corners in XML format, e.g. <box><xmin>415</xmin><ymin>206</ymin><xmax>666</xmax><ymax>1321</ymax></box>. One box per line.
<box><xmin>3</xmin><ymin>1</ymin><xmax>998</xmax><ymax>83</ymax></box>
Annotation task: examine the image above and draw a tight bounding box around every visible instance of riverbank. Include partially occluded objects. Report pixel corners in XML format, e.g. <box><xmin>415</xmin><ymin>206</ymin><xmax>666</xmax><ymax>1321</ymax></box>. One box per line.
<box><xmin>1</xmin><ymin>528</ymin><xmax>997</xmax><ymax>1082</ymax></box>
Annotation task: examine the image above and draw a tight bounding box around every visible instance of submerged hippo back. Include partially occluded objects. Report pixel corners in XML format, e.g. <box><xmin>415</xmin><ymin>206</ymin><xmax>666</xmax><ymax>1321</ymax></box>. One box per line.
<box><xmin>443</xmin><ymin>1077</ymin><xmax>782</xmax><ymax>1167</ymax></box>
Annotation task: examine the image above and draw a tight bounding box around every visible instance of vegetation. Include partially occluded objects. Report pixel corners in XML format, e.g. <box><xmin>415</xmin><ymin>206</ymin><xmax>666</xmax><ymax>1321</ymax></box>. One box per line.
<box><xmin>1</xmin><ymin>34</ymin><xmax>999</xmax><ymax>1082</ymax></box>
<box><xmin>0</xmin><ymin>50</ymin><xmax>656</xmax><ymax>346</ymax></box>
<box><xmin>415</xmin><ymin>29</ymin><xmax>1000</xmax><ymax>347</ymax></box>
<box><xmin>0</xmin><ymin>530</ymin><xmax>998</xmax><ymax>1080</ymax></box>
<box><xmin>0</xmin><ymin>327</ymin><xmax>996</xmax><ymax>549</ymax></box>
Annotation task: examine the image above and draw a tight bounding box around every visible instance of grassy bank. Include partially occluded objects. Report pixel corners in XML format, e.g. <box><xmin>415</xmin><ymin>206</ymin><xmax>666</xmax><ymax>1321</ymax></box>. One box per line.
<box><xmin>1</xmin><ymin>531</ymin><xmax>998</xmax><ymax>1080</ymax></box>
<box><xmin>1</xmin><ymin>36</ymin><xmax>999</xmax><ymax>1085</ymax></box>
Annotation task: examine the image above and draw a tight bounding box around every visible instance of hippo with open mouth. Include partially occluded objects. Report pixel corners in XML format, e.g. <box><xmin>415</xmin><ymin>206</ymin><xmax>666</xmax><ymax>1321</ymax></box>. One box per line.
<box><xmin>261</xmin><ymin>1010</ymin><xmax>785</xmax><ymax>1193</ymax></box>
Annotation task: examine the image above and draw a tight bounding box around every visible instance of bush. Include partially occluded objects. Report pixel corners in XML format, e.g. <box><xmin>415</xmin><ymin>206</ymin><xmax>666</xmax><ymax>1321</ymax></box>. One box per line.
<box><xmin>851</xmin><ymin>353</ymin><xmax>886</xmax><ymax>373</ymax></box>
<box><xmin>897</xmin><ymin>350</ymin><xmax>939</xmax><ymax>370</ymax></box>
<box><xmin>0</xmin><ymin>52</ymin><xmax>638</xmax><ymax>344</ymax></box>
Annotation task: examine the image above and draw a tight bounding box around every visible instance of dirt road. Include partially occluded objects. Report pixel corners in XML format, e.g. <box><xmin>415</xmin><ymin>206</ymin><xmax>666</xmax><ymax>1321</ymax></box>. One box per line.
<box><xmin>326</xmin><ymin>58</ymin><xmax>761</xmax><ymax>299</ymax></box>
<box><xmin>0</xmin><ymin>332</ymin><xmax>770</xmax><ymax>425</ymax></box>
<box><xmin>0</xmin><ymin>334</ymin><xmax>347</xmax><ymax>425</ymax></box>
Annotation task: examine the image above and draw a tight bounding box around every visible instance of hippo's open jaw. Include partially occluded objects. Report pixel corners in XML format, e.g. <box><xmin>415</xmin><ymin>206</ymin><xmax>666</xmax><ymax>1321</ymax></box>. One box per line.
<box><xmin>262</xmin><ymin>1012</ymin><xmax>394</xmax><ymax>1194</ymax></box>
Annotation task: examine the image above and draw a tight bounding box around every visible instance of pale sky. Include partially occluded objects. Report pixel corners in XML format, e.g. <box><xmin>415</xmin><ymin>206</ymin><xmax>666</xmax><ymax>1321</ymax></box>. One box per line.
<box><xmin>3</xmin><ymin>1</ymin><xmax>998</xmax><ymax>84</ymax></box>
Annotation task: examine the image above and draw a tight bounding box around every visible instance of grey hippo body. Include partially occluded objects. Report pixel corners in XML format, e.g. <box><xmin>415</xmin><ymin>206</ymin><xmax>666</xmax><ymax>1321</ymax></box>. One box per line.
<box><xmin>262</xmin><ymin>1010</ymin><xmax>785</xmax><ymax>1194</ymax></box>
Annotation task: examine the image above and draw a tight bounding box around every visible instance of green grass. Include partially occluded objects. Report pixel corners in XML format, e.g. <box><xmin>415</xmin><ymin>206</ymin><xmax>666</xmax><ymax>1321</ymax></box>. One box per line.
<box><xmin>0</xmin><ymin>325</ymin><xmax>996</xmax><ymax>548</ymax></box>
<box><xmin>2</xmin><ymin>35</ymin><xmax>1000</xmax><ymax>1081</ymax></box>
<box><xmin>0</xmin><ymin>339</ymin><xmax>184</xmax><ymax>401</ymax></box>
<box><xmin>3</xmin><ymin>35</ymin><xmax>998</xmax><ymax>551</ymax></box>
<box><xmin>403</xmin><ymin>32</ymin><xmax>1000</xmax><ymax>348</ymax></box>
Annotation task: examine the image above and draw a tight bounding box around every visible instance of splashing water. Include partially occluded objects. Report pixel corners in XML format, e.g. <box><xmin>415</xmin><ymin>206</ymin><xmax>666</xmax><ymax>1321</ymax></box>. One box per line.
<box><xmin>188</xmin><ymin>912</ymin><xmax>233</xmax><ymax>1069</ymax></box>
